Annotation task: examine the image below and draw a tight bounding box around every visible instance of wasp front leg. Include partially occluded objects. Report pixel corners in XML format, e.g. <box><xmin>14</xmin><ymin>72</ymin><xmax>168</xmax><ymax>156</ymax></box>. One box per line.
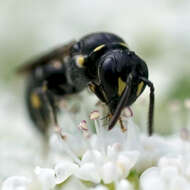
<box><xmin>88</xmin><ymin>81</ymin><xmax>111</xmax><ymax>125</ymax></box>
<box><xmin>88</xmin><ymin>81</ymin><xmax>108</xmax><ymax>103</ymax></box>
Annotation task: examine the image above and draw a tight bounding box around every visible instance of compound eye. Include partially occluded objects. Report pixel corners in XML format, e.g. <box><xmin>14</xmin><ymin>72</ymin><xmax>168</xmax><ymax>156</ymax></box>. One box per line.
<box><xmin>100</xmin><ymin>57</ymin><xmax>118</xmax><ymax>98</ymax></box>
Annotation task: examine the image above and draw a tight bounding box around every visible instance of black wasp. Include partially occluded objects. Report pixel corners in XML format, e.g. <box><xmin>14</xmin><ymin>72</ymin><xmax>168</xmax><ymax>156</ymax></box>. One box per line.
<box><xmin>18</xmin><ymin>32</ymin><xmax>155</xmax><ymax>136</ymax></box>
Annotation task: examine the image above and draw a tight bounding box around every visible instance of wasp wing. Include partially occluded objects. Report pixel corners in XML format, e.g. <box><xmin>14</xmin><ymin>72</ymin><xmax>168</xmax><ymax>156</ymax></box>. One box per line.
<box><xmin>17</xmin><ymin>41</ymin><xmax>76</xmax><ymax>74</ymax></box>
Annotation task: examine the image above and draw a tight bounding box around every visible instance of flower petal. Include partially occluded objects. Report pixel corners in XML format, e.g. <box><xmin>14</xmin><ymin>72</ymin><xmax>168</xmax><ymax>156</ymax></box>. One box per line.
<box><xmin>140</xmin><ymin>167</ymin><xmax>166</xmax><ymax>190</ymax></box>
<box><xmin>81</xmin><ymin>150</ymin><xmax>103</xmax><ymax>165</ymax></box>
<box><xmin>75</xmin><ymin>163</ymin><xmax>101</xmax><ymax>183</ymax></box>
<box><xmin>54</xmin><ymin>160</ymin><xmax>79</xmax><ymax>184</ymax></box>
<box><xmin>34</xmin><ymin>166</ymin><xmax>56</xmax><ymax>190</ymax></box>
<box><xmin>101</xmin><ymin>162</ymin><xmax>116</xmax><ymax>184</ymax></box>
<box><xmin>116</xmin><ymin>179</ymin><xmax>134</xmax><ymax>190</ymax></box>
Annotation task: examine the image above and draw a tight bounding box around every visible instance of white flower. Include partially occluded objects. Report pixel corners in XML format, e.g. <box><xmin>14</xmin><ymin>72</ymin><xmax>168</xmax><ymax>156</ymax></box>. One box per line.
<box><xmin>135</xmin><ymin>135</ymin><xmax>174</xmax><ymax>172</ymax></box>
<box><xmin>140</xmin><ymin>167</ymin><xmax>166</xmax><ymax>190</ymax></box>
<box><xmin>90</xmin><ymin>185</ymin><xmax>108</xmax><ymax>190</ymax></box>
<box><xmin>140</xmin><ymin>155</ymin><xmax>190</xmax><ymax>190</ymax></box>
<box><xmin>76</xmin><ymin>162</ymin><xmax>101</xmax><ymax>183</ymax></box>
<box><xmin>3</xmin><ymin>107</ymin><xmax>190</xmax><ymax>190</ymax></box>
<box><xmin>2</xmin><ymin>176</ymin><xmax>31</xmax><ymax>190</ymax></box>
<box><xmin>26</xmin><ymin>115</ymin><xmax>139</xmax><ymax>189</ymax></box>
<box><xmin>34</xmin><ymin>167</ymin><xmax>56</xmax><ymax>190</ymax></box>
<box><xmin>41</xmin><ymin>115</ymin><xmax>139</xmax><ymax>187</ymax></box>
<box><xmin>72</xmin><ymin>117</ymin><xmax>139</xmax><ymax>185</ymax></box>
<box><xmin>54</xmin><ymin>160</ymin><xmax>79</xmax><ymax>184</ymax></box>
<box><xmin>116</xmin><ymin>179</ymin><xmax>134</xmax><ymax>190</ymax></box>
<box><xmin>101</xmin><ymin>161</ymin><xmax>117</xmax><ymax>184</ymax></box>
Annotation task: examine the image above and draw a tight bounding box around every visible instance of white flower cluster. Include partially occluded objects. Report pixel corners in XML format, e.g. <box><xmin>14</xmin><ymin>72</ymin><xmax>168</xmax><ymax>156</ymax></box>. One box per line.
<box><xmin>2</xmin><ymin>111</ymin><xmax>190</xmax><ymax>190</ymax></box>
<box><xmin>140</xmin><ymin>137</ymin><xmax>190</xmax><ymax>190</ymax></box>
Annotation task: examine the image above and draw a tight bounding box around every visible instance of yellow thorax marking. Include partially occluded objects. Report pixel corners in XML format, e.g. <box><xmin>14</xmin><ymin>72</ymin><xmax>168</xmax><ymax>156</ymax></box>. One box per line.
<box><xmin>118</xmin><ymin>77</ymin><xmax>126</xmax><ymax>96</ymax></box>
<box><xmin>30</xmin><ymin>93</ymin><xmax>41</xmax><ymax>108</ymax></box>
<box><xmin>93</xmin><ymin>44</ymin><xmax>105</xmax><ymax>52</ymax></box>
<box><xmin>136</xmin><ymin>81</ymin><xmax>144</xmax><ymax>96</ymax></box>
<box><xmin>76</xmin><ymin>55</ymin><xmax>85</xmax><ymax>68</ymax></box>
<box><xmin>119</xmin><ymin>42</ymin><xmax>128</xmax><ymax>48</ymax></box>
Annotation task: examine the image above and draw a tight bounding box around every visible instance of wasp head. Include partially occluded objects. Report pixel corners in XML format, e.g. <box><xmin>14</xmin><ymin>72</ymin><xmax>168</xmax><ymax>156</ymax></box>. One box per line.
<box><xmin>98</xmin><ymin>48</ymin><xmax>148</xmax><ymax>114</ymax></box>
<box><xmin>87</xmin><ymin>43</ymin><xmax>154</xmax><ymax>134</ymax></box>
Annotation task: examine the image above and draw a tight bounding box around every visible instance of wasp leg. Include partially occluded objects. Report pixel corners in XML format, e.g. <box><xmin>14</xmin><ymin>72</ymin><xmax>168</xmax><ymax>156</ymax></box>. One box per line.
<box><xmin>119</xmin><ymin>118</ymin><xmax>127</xmax><ymax>132</ymax></box>
<box><xmin>26</xmin><ymin>80</ymin><xmax>58</xmax><ymax>136</ymax></box>
<box><xmin>105</xmin><ymin>113</ymin><xmax>127</xmax><ymax>132</ymax></box>
<box><xmin>25</xmin><ymin>79</ymin><xmax>59</xmax><ymax>157</ymax></box>
<box><xmin>88</xmin><ymin>81</ymin><xmax>111</xmax><ymax>127</ymax></box>
<box><xmin>88</xmin><ymin>82</ymin><xmax>107</xmax><ymax>103</ymax></box>
<box><xmin>26</xmin><ymin>79</ymin><xmax>68</xmax><ymax>145</ymax></box>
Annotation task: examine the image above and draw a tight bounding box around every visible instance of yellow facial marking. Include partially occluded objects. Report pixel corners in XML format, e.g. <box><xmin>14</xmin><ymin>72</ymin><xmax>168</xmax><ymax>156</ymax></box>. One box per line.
<box><xmin>30</xmin><ymin>93</ymin><xmax>41</xmax><ymax>109</ymax></box>
<box><xmin>93</xmin><ymin>44</ymin><xmax>105</xmax><ymax>52</ymax></box>
<box><xmin>118</xmin><ymin>77</ymin><xmax>126</xmax><ymax>96</ymax></box>
<box><xmin>136</xmin><ymin>81</ymin><xmax>144</xmax><ymax>96</ymax></box>
<box><xmin>119</xmin><ymin>42</ymin><xmax>128</xmax><ymax>48</ymax></box>
<box><xmin>76</xmin><ymin>55</ymin><xmax>85</xmax><ymax>68</ymax></box>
